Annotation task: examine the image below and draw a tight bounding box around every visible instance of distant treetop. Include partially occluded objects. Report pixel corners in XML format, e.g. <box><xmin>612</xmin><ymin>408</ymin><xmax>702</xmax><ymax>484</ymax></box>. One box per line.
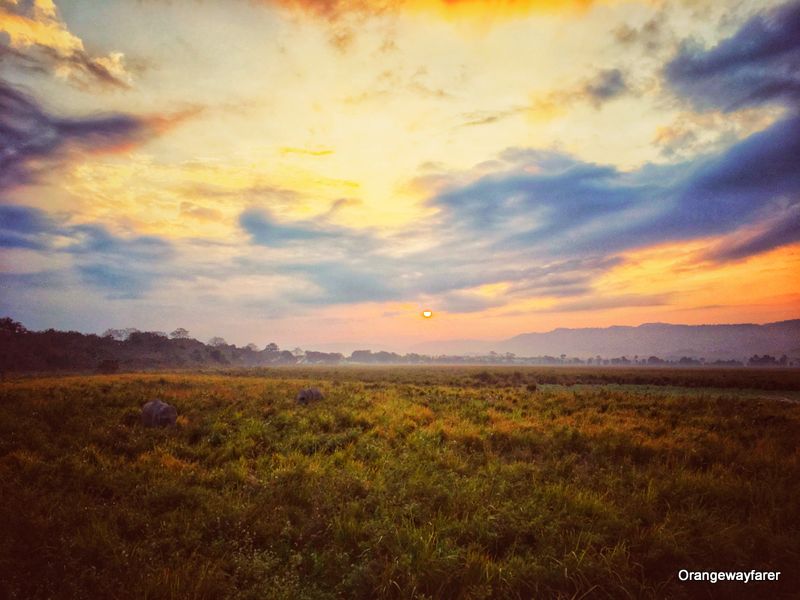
<box><xmin>170</xmin><ymin>328</ymin><xmax>190</xmax><ymax>339</ymax></box>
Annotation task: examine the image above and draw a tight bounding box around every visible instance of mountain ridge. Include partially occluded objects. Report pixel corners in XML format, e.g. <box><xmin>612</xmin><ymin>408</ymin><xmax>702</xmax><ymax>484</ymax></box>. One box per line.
<box><xmin>413</xmin><ymin>319</ymin><xmax>800</xmax><ymax>359</ymax></box>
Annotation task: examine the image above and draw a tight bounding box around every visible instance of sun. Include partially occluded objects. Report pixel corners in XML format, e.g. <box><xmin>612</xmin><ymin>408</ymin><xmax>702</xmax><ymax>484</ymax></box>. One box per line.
<box><xmin>422</xmin><ymin>310</ymin><xmax>433</xmax><ymax>318</ymax></box>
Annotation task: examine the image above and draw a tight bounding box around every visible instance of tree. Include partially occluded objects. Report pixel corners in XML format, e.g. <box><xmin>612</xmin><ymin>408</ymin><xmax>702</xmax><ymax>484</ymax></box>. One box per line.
<box><xmin>350</xmin><ymin>350</ymin><xmax>373</xmax><ymax>362</ymax></box>
<box><xmin>97</xmin><ymin>359</ymin><xmax>119</xmax><ymax>374</ymax></box>
<box><xmin>292</xmin><ymin>347</ymin><xmax>304</xmax><ymax>357</ymax></box>
<box><xmin>246</xmin><ymin>343</ymin><xmax>259</xmax><ymax>351</ymax></box>
<box><xmin>305</xmin><ymin>351</ymin><xmax>344</xmax><ymax>364</ymax></box>
<box><xmin>208</xmin><ymin>337</ymin><xmax>227</xmax><ymax>347</ymax></box>
<box><xmin>265</xmin><ymin>342</ymin><xmax>279</xmax><ymax>353</ymax></box>
<box><xmin>170</xmin><ymin>328</ymin><xmax>190</xmax><ymax>339</ymax></box>
<box><xmin>0</xmin><ymin>318</ymin><xmax>28</xmax><ymax>335</ymax></box>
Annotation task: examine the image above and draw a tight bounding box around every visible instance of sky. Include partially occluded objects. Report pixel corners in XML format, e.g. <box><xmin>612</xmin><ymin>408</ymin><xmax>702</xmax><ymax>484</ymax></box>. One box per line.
<box><xmin>1</xmin><ymin>0</ymin><xmax>799</xmax><ymax>351</ymax></box>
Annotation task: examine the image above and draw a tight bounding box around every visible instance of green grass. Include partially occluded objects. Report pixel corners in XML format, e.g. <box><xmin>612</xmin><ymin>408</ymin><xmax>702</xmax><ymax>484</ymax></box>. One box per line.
<box><xmin>1</xmin><ymin>369</ymin><xmax>799</xmax><ymax>599</ymax></box>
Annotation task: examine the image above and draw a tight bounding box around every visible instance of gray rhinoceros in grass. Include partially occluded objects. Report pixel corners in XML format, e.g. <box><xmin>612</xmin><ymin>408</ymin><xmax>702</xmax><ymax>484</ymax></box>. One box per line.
<box><xmin>141</xmin><ymin>399</ymin><xmax>178</xmax><ymax>427</ymax></box>
<box><xmin>295</xmin><ymin>387</ymin><xmax>324</xmax><ymax>405</ymax></box>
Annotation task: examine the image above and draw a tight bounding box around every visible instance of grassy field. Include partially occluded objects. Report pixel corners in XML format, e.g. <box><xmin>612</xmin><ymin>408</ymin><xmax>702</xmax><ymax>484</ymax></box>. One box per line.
<box><xmin>1</xmin><ymin>368</ymin><xmax>799</xmax><ymax>599</ymax></box>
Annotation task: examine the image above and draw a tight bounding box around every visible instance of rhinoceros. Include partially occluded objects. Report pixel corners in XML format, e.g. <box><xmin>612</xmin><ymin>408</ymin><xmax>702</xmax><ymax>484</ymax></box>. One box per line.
<box><xmin>295</xmin><ymin>387</ymin><xmax>324</xmax><ymax>405</ymax></box>
<box><xmin>141</xmin><ymin>399</ymin><xmax>178</xmax><ymax>427</ymax></box>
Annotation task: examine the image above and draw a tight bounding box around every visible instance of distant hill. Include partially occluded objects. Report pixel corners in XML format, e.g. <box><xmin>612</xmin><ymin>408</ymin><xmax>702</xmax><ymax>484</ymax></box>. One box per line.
<box><xmin>414</xmin><ymin>320</ymin><xmax>800</xmax><ymax>361</ymax></box>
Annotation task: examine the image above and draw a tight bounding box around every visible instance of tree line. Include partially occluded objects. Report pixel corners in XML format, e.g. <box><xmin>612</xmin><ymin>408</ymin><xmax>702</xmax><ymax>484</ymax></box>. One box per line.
<box><xmin>0</xmin><ymin>318</ymin><xmax>795</xmax><ymax>373</ymax></box>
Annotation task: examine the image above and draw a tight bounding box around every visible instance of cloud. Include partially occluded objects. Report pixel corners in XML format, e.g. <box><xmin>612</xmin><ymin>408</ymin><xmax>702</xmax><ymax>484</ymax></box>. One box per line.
<box><xmin>266</xmin><ymin>0</ymin><xmax>605</xmax><ymax>22</ymax></box>
<box><xmin>426</xmin><ymin>112</ymin><xmax>800</xmax><ymax>264</ymax></box>
<box><xmin>459</xmin><ymin>106</ymin><xmax>525</xmax><ymax>127</ymax></box>
<box><xmin>181</xmin><ymin>181</ymin><xmax>299</xmax><ymax>203</ymax></box>
<box><xmin>703</xmin><ymin>203</ymin><xmax>800</xmax><ymax>262</ymax></box>
<box><xmin>280</xmin><ymin>146</ymin><xmax>334</xmax><ymax>156</ymax></box>
<box><xmin>463</xmin><ymin>68</ymin><xmax>630</xmax><ymax>128</ymax></box>
<box><xmin>325</xmin><ymin>197</ymin><xmax>362</xmax><ymax>215</ymax></box>
<box><xmin>665</xmin><ymin>0</ymin><xmax>800</xmax><ymax>112</ymax></box>
<box><xmin>613</xmin><ymin>16</ymin><xmax>667</xmax><ymax>53</ymax></box>
<box><xmin>75</xmin><ymin>263</ymin><xmax>156</xmax><ymax>299</ymax></box>
<box><xmin>0</xmin><ymin>0</ymin><xmax>133</xmax><ymax>88</ymax></box>
<box><xmin>0</xmin><ymin>203</ymin><xmax>176</xmax><ymax>298</ymax></box>
<box><xmin>239</xmin><ymin>207</ymin><xmax>336</xmax><ymax>246</ymax></box>
<box><xmin>179</xmin><ymin>201</ymin><xmax>224</xmax><ymax>222</ymax></box>
<box><xmin>0</xmin><ymin>203</ymin><xmax>55</xmax><ymax>249</ymax></box>
<box><xmin>261</xmin><ymin>0</ymin><xmax>607</xmax><ymax>50</ymax></box>
<box><xmin>538</xmin><ymin>293</ymin><xmax>672</xmax><ymax>313</ymax></box>
<box><xmin>344</xmin><ymin>66</ymin><xmax>452</xmax><ymax>106</ymax></box>
<box><xmin>66</xmin><ymin>224</ymin><xmax>173</xmax><ymax>261</ymax></box>
<box><xmin>437</xmin><ymin>290</ymin><xmax>505</xmax><ymax>313</ymax></box>
<box><xmin>651</xmin><ymin>108</ymin><xmax>776</xmax><ymax>160</ymax></box>
<box><xmin>0</xmin><ymin>79</ymin><xmax>195</xmax><ymax>192</ymax></box>
<box><xmin>286</xmin><ymin>260</ymin><xmax>399</xmax><ymax>304</ymax></box>
<box><xmin>521</xmin><ymin>67</ymin><xmax>631</xmax><ymax>124</ymax></box>
<box><xmin>582</xmin><ymin>68</ymin><xmax>628</xmax><ymax>106</ymax></box>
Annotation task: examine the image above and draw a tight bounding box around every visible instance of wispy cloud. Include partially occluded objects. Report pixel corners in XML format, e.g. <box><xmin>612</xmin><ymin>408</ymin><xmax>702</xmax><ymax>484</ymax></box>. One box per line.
<box><xmin>0</xmin><ymin>79</ymin><xmax>197</xmax><ymax>192</ymax></box>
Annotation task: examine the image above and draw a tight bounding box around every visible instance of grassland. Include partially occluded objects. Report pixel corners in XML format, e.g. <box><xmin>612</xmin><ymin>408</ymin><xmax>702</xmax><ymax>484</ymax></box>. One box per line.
<box><xmin>1</xmin><ymin>367</ymin><xmax>799</xmax><ymax>599</ymax></box>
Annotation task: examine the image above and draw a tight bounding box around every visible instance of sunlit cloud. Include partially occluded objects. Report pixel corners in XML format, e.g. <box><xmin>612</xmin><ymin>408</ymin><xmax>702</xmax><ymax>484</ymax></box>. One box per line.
<box><xmin>0</xmin><ymin>0</ymin><xmax>133</xmax><ymax>88</ymax></box>
<box><xmin>266</xmin><ymin>0</ymin><xmax>609</xmax><ymax>21</ymax></box>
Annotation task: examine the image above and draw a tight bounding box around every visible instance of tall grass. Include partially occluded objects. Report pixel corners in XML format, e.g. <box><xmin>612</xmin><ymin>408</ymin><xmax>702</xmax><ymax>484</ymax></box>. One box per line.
<box><xmin>1</xmin><ymin>370</ymin><xmax>798</xmax><ymax>598</ymax></box>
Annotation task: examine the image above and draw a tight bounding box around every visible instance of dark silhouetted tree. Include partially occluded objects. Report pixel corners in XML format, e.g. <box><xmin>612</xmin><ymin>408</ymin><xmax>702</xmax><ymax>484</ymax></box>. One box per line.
<box><xmin>0</xmin><ymin>318</ymin><xmax>27</xmax><ymax>335</ymax></box>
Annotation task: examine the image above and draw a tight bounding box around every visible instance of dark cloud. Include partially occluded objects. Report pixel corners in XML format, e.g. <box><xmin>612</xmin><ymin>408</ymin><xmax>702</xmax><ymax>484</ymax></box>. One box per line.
<box><xmin>0</xmin><ymin>203</ymin><xmax>175</xmax><ymax>299</ymax></box>
<box><xmin>665</xmin><ymin>0</ymin><xmax>800</xmax><ymax>111</ymax></box>
<box><xmin>427</xmin><ymin>112</ymin><xmax>800</xmax><ymax>264</ymax></box>
<box><xmin>239</xmin><ymin>208</ymin><xmax>335</xmax><ymax>246</ymax></box>
<box><xmin>67</xmin><ymin>224</ymin><xmax>174</xmax><ymax>261</ymax></box>
<box><xmin>704</xmin><ymin>204</ymin><xmax>800</xmax><ymax>262</ymax></box>
<box><xmin>613</xmin><ymin>16</ymin><xmax>667</xmax><ymax>53</ymax></box>
<box><xmin>582</xmin><ymin>68</ymin><xmax>628</xmax><ymax>106</ymax></box>
<box><xmin>0</xmin><ymin>80</ymin><xmax>142</xmax><ymax>190</ymax></box>
<box><xmin>0</xmin><ymin>204</ymin><xmax>56</xmax><ymax>249</ymax></box>
<box><xmin>672</xmin><ymin>114</ymin><xmax>800</xmax><ymax>236</ymax></box>
<box><xmin>0</xmin><ymin>79</ymin><xmax>192</xmax><ymax>192</ymax></box>
<box><xmin>508</xmin><ymin>67</ymin><xmax>631</xmax><ymax>124</ymax></box>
